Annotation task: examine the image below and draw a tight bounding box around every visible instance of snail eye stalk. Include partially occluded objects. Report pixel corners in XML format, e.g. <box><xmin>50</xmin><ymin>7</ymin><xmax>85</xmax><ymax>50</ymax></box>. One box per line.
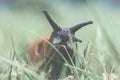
<box><xmin>43</xmin><ymin>10</ymin><xmax>61</xmax><ymax>32</ymax></box>
<box><xmin>70</xmin><ymin>21</ymin><xmax>93</xmax><ymax>34</ymax></box>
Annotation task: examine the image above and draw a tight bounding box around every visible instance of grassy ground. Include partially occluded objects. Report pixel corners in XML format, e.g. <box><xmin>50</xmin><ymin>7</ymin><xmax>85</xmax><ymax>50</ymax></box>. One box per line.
<box><xmin>0</xmin><ymin>1</ymin><xmax>120</xmax><ymax>80</ymax></box>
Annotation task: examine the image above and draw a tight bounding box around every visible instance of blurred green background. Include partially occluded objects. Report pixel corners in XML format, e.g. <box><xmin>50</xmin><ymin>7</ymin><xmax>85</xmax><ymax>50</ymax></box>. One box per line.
<box><xmin>0</xmin><ymin>0</ymin><xmax>120</xmax><ymax>80</ymax></box>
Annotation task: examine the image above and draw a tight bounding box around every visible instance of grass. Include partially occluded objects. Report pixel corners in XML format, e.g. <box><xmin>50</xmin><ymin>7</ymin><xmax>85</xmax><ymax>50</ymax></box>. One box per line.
<box><xmin>0</xmin><ymin>1</ymin><xmax>120</xmax><ymax>80</ymax></box>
